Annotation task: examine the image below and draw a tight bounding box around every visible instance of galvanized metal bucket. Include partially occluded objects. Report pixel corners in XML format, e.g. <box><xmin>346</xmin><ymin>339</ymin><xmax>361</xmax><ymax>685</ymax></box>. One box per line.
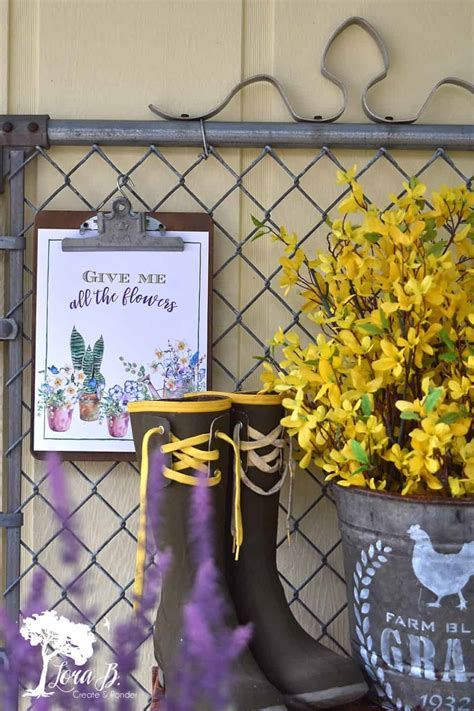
<box><xmin>332</xmin><ymin>485</ymin><xmax>474</xmax><ymax>711</ymax></box>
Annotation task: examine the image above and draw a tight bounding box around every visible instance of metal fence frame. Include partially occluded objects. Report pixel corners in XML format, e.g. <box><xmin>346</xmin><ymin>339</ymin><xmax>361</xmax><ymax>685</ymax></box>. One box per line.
<box><xmin>1</xmin><ymin>118</ymin><xmax>473</xmax><ymax>709</ymax></box>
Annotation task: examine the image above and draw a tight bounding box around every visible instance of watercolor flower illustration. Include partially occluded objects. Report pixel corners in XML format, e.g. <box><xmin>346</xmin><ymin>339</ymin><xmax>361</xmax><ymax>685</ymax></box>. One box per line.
<box><xmin>37</xmin><ymin>366</ymin><xmax>80</xmax><ymax>414</ymax></box>
<box><xmin>119</xmin><ymin>339</ymin><xmax>207</xmax><ymax>399</ymax></box>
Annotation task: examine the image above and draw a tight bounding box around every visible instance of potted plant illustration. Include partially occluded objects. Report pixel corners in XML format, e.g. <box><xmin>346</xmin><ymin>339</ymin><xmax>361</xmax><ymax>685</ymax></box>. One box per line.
<box><xmin>118</xmin><ymin>361</ymin><xmax>161</xmax><ymax>399</ymax></box>
<box><xmin>258</xmin><ymin>172</ymin><xmax>473</xmax><ymax>708</ymax></box>
<box><xmin>70</xmin><ymin>327</ymin><xmax>105</xmax><ymax>422</ymax></box>
<box><xmin>120</xmin><ymin>341</ymin><xmax>206</xmax><ymax>399</ymax></box>
<box><xmin>151</xmin><ymin>340</ymin><xmax>206</xmax><ymax>398</ymax></box>
<box><xmin>99</xmin><ymin>379</ymin><xmax>150</xmax><ymax>438</ymax></box>
<box><xmin>37</xmin><ymin>365</ymin><xmax>80</xmax><ymax>432</ymax></box>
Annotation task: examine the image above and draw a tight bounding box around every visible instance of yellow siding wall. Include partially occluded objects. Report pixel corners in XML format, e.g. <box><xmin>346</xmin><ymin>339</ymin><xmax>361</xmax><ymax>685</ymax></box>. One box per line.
<box><xmin>1</xmin><ymin>0</ymin><xmax>473</xmax><ymax>707</ymax></box>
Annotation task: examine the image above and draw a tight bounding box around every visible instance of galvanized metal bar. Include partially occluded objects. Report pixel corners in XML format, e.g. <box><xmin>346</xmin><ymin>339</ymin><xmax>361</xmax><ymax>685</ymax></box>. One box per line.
<box><xmin>4</xmin><ymin>151</ymin><xmax>24</xmax><ymax>646</ymax></box>
<box><xmin>0</xmin><ymin>513</ymin><xmax>23</xmax><ymax>528</ymax></box>
<box><xmin>47</xmin><ymin>120</ymin><xmax>474</xmax><ymax>150</ymax></box>
<box><xmin>0</xmin><ymin>236</ymin><xmax>25</xmax><ymax>250</ymax></box>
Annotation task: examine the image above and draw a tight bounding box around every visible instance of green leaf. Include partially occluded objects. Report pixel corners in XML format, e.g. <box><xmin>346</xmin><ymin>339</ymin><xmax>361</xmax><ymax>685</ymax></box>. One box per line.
<box><xmin>438</xmin><ymin>411</ymin><xmax>464</xmax><ymax>425</ymax></box>
<box><xmin>93</xmin><ymin>335</ymin><xmax>104</xmax><ymax>373</ymax></box>
<box><xmin>421</xmin><ymin>217</ymin><xmax>437</xmax><ymax>242</ymax></box>
<box><xmin>251</xmin><ymin>215</ymin><xmax>264</xmax><ymax>228</ymax></box>
<box><xmin>379</xmin><ymin>308</ymin><xmax>389</xmax><ymax>330</ymax></box>
<box><xmin>82</xmin><ymin>346</ymin><xmax>93</xmax><ymax>379</ymax></box>
<box><xmin>361</xmin><ymin>394</ymin><xmax>372</xmax><ymax>417</ymax></box>
<box><xmin>409</xmin><ymin>176</ymin><xmax>419</xmax><ymax>190</ymax></box>
<box><xmin>439</xmin><ymin>328</ymin><xmax>455</xmax><ymax>351</ymax></box>
<box><xmin>400</xmin><ymin>411</ymin><xmax>420</xmax><ymax>421</ymax></box>
<box><xmin>351</xmin><ymin>439</ymin><xmax>369</xmax><ymax>465</ymax></box>
<box><xmin>364</xmin><ymin>232</ymin><xmax>381</xmax><ymax>244</ymax></box>
<box><xmin>424</xmin><ymin>387</ymin><xmax>444</xmax><ymax>414</ymax></box>
<box><xmin>358</xmin><ymin>323</ymin><xmax>383</xmax><ymax>336</ymax></box>
<box><xmin>428</xmin><ymin>241</ymin><xmax>445</xmax><ymax>257</ymax></box>
<box><xmin>251</xmin><ymin>229</ymin><xmax>269</xmax><ymax>242</ymax></box>
<box><xmin>70</xmin><ymin>326</ymin><xmax>85</xmax><ymax>369</ymax></box>
<box><xmin>352</xmin><ymin>465</ymin><xmax>369</xmax><ymax>475</ymax></box>
<box><xmin>439</xmin><ymin>352</ymin><xmax>458</xmax><ymax>362</ymax></box>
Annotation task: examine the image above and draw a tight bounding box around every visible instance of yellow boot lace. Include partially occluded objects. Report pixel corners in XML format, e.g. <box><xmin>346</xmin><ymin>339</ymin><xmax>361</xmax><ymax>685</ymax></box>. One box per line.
<box><xmin>134</xmin><ymin>427</ymin><xmax>244</xmax><ymax>607</ymax></box>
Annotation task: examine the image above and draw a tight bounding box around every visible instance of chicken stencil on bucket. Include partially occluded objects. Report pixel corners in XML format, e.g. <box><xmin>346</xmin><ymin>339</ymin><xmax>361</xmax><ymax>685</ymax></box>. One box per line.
<box><xmin>408</xmin><ymin>525</ymin><xmax>474</xmax><ymax>611</ymax></box>
<box><xmin>353</xmin><ymin>528</ymin><xmax>474</xmax><ymax>711</ymax></box>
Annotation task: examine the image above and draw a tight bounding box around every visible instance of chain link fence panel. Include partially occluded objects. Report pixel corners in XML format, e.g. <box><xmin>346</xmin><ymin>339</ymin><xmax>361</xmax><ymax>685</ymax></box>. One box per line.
<box><xmin>3</xmin><ymin>139</ymin><xmax>472</xmax><ymax>709</ymax></box>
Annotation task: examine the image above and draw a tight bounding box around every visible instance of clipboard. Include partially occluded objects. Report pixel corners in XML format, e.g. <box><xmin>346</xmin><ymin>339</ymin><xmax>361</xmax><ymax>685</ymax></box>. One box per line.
<box><xmin>32</xmin><ymin>198</ymin><xmax>213</xmax><ymax>460</ymax></box>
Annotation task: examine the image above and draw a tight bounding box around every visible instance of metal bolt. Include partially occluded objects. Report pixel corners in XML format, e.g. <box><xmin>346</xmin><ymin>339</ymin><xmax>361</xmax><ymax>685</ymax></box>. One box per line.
<box><xmin>28</xmin><ymin>121</ymin><xmax>39</xmax><ymax>133</ymax></box>
<box><xmin>2</xmin><ymin>121</ymin><xmax>13</xmax><ymax>133</ymax></box>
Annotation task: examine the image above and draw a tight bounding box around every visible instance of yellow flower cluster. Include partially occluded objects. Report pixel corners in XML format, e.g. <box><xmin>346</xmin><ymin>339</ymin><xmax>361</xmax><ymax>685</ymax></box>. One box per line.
<box><xmin>259</xmin><ymin>172</ymin><xmax>474</xmax><ymax>497</ymax></box>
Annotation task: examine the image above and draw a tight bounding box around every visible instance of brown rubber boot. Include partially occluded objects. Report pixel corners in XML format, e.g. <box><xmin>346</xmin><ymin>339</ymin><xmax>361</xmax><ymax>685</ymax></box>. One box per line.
<box><xmin>227</xmin><ymin>392</ymin><xmax>367</xmax><ymax>709</ymax></box>
<box><xmin>129</xmin><ymin>395</ymin><xmax>287</xmax><ymax>711</ymax></box>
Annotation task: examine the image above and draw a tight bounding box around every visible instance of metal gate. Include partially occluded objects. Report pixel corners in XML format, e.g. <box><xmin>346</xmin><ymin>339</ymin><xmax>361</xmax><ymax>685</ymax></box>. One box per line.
<box><xmin>1</xmin><ymin>118</ymin><xmax>473</xmax><ymax>709</ymax></box>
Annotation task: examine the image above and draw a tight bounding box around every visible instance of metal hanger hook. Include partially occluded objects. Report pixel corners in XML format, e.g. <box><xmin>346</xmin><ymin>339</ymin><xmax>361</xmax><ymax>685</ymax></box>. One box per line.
<box><xmin>200</xmin><ymin>119</ymin><xmax>210</xmax><ymax>159</ymax></box>
<box><xmin>117</xmin><ymin>174</ymin><xmax>136</xmax><ymax>198</ymax></box>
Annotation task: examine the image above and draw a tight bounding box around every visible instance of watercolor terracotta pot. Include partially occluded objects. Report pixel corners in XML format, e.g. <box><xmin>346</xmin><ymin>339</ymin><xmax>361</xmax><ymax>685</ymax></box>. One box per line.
<box><xmin>47</xmin><ymin>405</ymin><xmax>73</xmax><ymax>432</ymax></box>
<box><xmin>332</xmin><ymin>484</ymin><xmax>474</xmax><ymax>711</ymax></box>
<box><xmin>79</xmin><ymin>393</ymin><xmax>101</xmax><ymax>422</ymax></box>
<box><xmin>107</xmin><ymin>412</ymin><xmax>129</xmax><ymax>438</ymax></box>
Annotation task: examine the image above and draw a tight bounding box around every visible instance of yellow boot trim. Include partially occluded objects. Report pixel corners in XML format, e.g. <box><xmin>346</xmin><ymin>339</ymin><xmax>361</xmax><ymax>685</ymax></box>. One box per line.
<box><xmin>184</xmin><ymin>390</ymin><xmax>226</xmax><ymax>399</ymax></box>
<box><xmin>134</xmin><ymin>428</ymin><xmax>222</xmax><ymax>609</ymax></box>
<box><xmin>128</xmin><ymin>397</ymin><xmax>231</xmax><ymax>414</ymax></box>
<box><xmin>230</xmin><ymin>392</ymin><xmax>283</xmax><ymax>406</ymax></box>
<box><xmin>185</xmin><ymin>390</ymin><xmax>283</xmax><ymax>406</ymax></box>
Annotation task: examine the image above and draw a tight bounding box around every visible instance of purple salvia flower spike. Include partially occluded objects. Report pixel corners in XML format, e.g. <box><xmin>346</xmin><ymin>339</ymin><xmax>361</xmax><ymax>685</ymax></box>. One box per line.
<box><xmin>46</xmin><ymin>453</ymin><xmax>82</xmax><ymax>572</ymax></box>
<box><xmin>166</xmin><ymin>469</ymin><xmax>252</xmax><ymax>710</ymax></box>
<box><xmin>23</xmin><ymin>568</ymin><xmax>47</xmax><ymax>618</ymax></box>
<box><xmin>188</xmin><ymin>468</ymin><xmax>213</xmax><ymax>565</ymax></box>
<box><xmin>46</xmin><ymin>453</ymin><xmax>69</xmax><ymax>522</ymax></box>
<box><xmin>115</xmin><ymin>446</ymin><xmax>171</xmax><ymax>711</ymax></box>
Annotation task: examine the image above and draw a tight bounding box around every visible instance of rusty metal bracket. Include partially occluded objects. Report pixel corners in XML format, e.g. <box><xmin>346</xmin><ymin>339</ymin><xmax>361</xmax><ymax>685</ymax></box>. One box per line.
<box><xmin>0</xmin><ymin>115</ymin><xmax>49</xmax><ymax>148</ymax></box>
<box><xmin>0</xmin><ymin>115</ymin><xmax>49</xmax><ymax>192</ymax></box>
<box><xmin>0</xmin><ymin>318</ymin><xmax>18</xmax><ymax>341</ymax></box>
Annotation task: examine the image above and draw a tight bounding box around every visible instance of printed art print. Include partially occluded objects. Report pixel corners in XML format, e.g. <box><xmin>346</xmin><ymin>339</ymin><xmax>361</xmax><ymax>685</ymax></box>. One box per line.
<box><xmin>33</xmin><ymin>225</ymin><xmax>210</xmax><ymax>456</ymax></box>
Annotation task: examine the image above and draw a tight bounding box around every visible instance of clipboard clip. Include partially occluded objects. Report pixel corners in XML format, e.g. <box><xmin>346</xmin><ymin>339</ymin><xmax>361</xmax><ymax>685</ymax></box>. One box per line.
<box><xmin>62</xmin><ymin>197</ymin><xmax>184</xmax><ymax>252</ymax></box>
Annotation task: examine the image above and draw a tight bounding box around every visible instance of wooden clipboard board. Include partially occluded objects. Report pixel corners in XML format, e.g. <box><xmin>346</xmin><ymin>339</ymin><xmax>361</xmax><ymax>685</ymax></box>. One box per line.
<box><xmin>32</xmin><ymin>206</ymin><xmax>213</xmax><ymax>461</ymax></box>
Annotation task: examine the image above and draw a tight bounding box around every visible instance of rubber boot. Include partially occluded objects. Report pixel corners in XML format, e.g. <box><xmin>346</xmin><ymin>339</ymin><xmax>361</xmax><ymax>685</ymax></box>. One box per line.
<box><xmin>129</xmin><ymin>395</ymin><xmax>287</xmax><ymax>711</ymax></box>
<box><xmin>227</xmin><ymin>392</ymin><xmax>367</xmax><ymax>709</ymax></box>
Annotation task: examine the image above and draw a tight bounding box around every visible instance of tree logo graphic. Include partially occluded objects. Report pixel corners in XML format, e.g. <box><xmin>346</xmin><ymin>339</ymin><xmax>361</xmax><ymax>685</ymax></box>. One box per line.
<box><xmin>20</xmin><ymin>610</ymin><xmax>96</xmax><ymax>698</ymax></box>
